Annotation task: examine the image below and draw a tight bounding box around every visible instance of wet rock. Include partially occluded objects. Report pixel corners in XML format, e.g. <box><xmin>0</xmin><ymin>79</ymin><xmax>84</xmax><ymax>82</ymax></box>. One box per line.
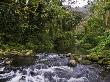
<box><xmin>86</xmin><ymin>55</ymin><xmax>99</xmax><ymax>62</ymax></box>
<box><xmin>30</xmin><ymin>71</ymin><xmax>36</xmax><ymax>76</ymax></box>
<box><xmin>97</xmin><ymin>60</ymin><xmax>103</xmax><ymax>65</ymax></box>
<box><xmin>0</xmin><ymin>49</ymin><xmax>5</xmax><ymax>56</ymax></box>
<box><xmin>74</xmin><ymin>55</ymin><xmax>80</xmax><ymax>61</ymax></box>
<box><xmin>0</xmin><ymin>49</ymin><xmax>34</xmax><ymax>56</ymax></box>
<box><xmin>106</xmin><ymin>65</ymin><xmax>110</xmax><ymax>70</ymax></box>
<box><xmin>10</xmin><ymin>49</ymin><xmax>18</xmax><ymax>55</ymax></box>
<box><xmin>69</xmin><ymin>54</ymin><xmax>80</xmax><ymax>61</ymax></box>
<box><xmin>4</xmin><ymin>58</ymin><xmax>12</xmax><ymax>65</ymax></box>
<box><xmin>78</xmin><ymin>57</ymin><xmax>82</xmax><ymax>62</ymax></box>
<box><xmin>68</xmin><ymin>60</ymin><xmax>77</xmax><ymax>67</ymax></box>
<box><xmin>66</xmin><ymin>53</ymin><xmax>71</xmax><ymax>57</ymax></box>
<box><xmin>80</xmin><ymin>60</ymin><xmax>92</xmax><ymax>65</ymax></box>
<box><xmin>5</xmin><ymin>60</ymin><xmax>12</xmax><ymax>65</ymax></box>
<box><xmin>3</xmin><ymin>49</ymin><xmax>22</xmax><ymax>56</ymax></box>
<box><xmin>97</xmin><ymin>58</ymin><xmax>110</xmax><ymax>65</ymax></box>
<box><xmin>0</xmin><ymin>67</ymin><xmax>5</xmax><ymax>72</ymax></box>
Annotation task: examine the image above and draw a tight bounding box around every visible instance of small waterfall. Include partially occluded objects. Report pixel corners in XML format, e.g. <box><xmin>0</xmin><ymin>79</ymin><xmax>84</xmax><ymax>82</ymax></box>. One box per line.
<box><xmin>6</xmin><ymin>66</ymin><xmax>89</xmax><ymax>82</ymax></box>
<box><xmin>0</xmin><ymin>53</ymin><xmax>103</xmax><ymax>82</ymax></box>
<box><xmin>0</xmin><ymin>67</ymin><xmax>5</xmax><ymax>71</ymax></box>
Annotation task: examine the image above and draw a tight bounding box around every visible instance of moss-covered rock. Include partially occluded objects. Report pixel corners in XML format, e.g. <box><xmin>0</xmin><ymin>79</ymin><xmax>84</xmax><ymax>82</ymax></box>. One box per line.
<box><xmin>25</xmin><ymin>50</ymin><xmax>33</xmax><ymax>56</ymax></box>
<box><xmin>0</xmin><ymin>49</ymin><xmax>5</xmax><ymax>56</ymax></box>
<box><xmin>0</xmin><ymin>49</ymin><xmax>33</xmax><ymax>56</ymax></box>
<box><xmin>86</xmin><ymin>54</ymin><xmax>99</xmax><ymax>62</ymax></box>
<box><xmin>70</xmin><ymin>54</ymin><xmax>80</xmax><ymax>61</ymax></box>
<box><xmin>106</xmin><ymin>65</ymin><xmax>110</xmax><ymax>70</ymax></box>
<box><xmin>98</xmin><ymin>59</ymin><xmax>104</xmax><ymax>64</ymax></box>
<box><xmin>79</xmin><ymin>60</ymin><xmax>92</xmax><ymax>65</ymax></box>
<box><xmin>102</xmin><ymin>58</ymin><xmax>110</xmax><ymax>65</ymax></box>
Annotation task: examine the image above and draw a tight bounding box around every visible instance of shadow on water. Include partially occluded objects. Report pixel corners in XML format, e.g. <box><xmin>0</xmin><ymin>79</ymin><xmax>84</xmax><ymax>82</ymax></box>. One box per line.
<box><xmin>11</xmin><ymin>56</ymin><xmax>37</xmax><ymax>67</ymax></box>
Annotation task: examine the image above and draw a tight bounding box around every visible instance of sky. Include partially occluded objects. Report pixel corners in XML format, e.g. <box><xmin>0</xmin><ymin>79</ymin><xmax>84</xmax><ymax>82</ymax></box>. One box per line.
<box><xmin>62</xmin><ymin>0</ymin><xmax>94</xmax><ymax>8</ymax></box>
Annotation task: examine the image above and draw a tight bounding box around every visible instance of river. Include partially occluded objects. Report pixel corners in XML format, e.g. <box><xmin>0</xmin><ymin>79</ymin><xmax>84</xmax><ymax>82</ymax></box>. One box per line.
<box><xmin>0</xmin><ymin>53</ymin><xmax>109</xmax><ymax>82</ymax></box>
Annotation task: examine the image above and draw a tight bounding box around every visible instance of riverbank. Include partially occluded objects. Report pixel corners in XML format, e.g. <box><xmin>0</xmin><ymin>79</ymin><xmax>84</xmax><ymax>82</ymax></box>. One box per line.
<box><xmin>0</xmin><ymin>49</ymin><xmax>33</xmax><ymax>57</ymax></box>
<box><xmin>67</xmin><ymin>53</ymin><xmax>110</xmax><ymax>70</ymax></box>
<box><xmin>0</xmin><ymin>48</ymin><xmax>110</xmax><ymax>70</ymax></box>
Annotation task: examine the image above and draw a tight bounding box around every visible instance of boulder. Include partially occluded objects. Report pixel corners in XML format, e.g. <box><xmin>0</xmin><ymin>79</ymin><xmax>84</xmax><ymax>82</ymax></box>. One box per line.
<box><xmin>66</xmin><ymin>53</ymin><xmax>71</xmax><ymax>57</ymax></box>
<box><xmin>25</xmin><ymin>50</ymin><xmax>33</xmax><ymax>56</ymax></box>
<box><xmin>68</xmin><ymin>60</ymin><xmax>77</xmax><ymax>67</ymax></box>
<box><xmin>4</xmin><ymin>58</ymin><xmax>12</xmax><ymax>65</ymax></box>
<box><xmin>0</xmin><ymin>49</ymin><xmax>5</xmax><ymax>56</ymax></box>
<box><xmin>86</xmin><ymin>54</ymin><xmax>99</xmax><ymax>62</ymax></box>
<box><xmin>80</xmin><ymin>60</ymin><xmax>92</xmax><ymax>65</ymax></box>
<box><xmin>106</xmin><ymin>65</ymin><xmax>110</xmax><ymax>70</ymax></box>
<box><xmin>69</xmin><ymin>54</ymin><xmax>80</xmax><ymax>61</ymax></box>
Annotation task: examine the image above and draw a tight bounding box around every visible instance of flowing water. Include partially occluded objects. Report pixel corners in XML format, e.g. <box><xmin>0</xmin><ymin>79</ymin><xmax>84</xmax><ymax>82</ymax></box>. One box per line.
<box><xmin>0</xmin><ymin>53</ymin><xmax>109</xmax><ymax>82</ymax></box>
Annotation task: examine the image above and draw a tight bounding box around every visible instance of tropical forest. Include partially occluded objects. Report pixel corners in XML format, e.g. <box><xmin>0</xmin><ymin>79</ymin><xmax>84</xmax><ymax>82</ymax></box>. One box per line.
<box><xmin>0</xmin><ymin>0</ymin><xmax>110</xmax><ymax>82</ymax></box>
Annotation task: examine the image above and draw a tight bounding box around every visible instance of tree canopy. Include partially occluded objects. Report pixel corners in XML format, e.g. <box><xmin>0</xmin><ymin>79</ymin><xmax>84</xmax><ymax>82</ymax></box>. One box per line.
<box><xmin>0</xmin><ymin>0</ymin><xmax>82</xmax><ymax>53</ymax></box>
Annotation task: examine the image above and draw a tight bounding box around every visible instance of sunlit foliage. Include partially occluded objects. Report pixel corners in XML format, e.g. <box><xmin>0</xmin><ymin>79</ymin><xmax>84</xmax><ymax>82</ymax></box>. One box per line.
<box><xmin>77</xmin><ymin>0</ymin><xmax>110</xmax><ymax>57</ymax></box>
<box><xmin>0</xmin><ymin>0</ymin><xmax>82</xmax><ymax>53</ymax></box>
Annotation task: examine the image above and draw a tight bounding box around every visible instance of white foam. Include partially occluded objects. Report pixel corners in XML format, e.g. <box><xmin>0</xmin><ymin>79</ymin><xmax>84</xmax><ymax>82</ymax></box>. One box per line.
<box><xmin>68</xmin><ymin>77</ymin><xmax>89</xmax><ymax>82</ymax></box>
<box><xmin>7</xmin><ymin>76</ymin><xmax>22</xmax><ymax>82</ymax></box>
<box><xmin>0</xmin><ymin>67</ymin><xmax>5</xmax><ymax>71</ymax></box>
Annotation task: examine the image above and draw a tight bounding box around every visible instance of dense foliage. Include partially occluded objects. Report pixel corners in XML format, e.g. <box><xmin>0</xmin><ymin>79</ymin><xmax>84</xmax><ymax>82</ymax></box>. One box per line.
<box><xmin>77</xmin><ymin>0</ymin><xmax>110</xmax><ymax>58</ymax></box>
<box><xmin>0</xmin><ymin>0</ymin><xmax>82</xmax><ymax>53</ymax></box>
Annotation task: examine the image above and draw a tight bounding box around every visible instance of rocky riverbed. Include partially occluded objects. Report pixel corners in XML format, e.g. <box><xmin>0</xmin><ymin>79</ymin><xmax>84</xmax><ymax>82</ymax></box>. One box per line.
<box><xmin>0</xmin><ymin>53</ymin><xmax>109</xmax><ymax>82</ymax></box>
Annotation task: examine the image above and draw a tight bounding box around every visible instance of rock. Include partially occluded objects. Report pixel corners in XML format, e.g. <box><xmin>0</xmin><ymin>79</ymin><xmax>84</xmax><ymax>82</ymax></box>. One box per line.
<box><xmin>86</xmin><ymin>54</ymin><xmax>99</xmax><ymax>62</ymax></box>
<box><xmin>10</xmin><ymin>51</ymin><xmax>19</xmax><ymax>55</ymax></box>
<box><xmin>69</xmin><ymin>54</ymin><xmax>80</xmax><ymax>60</ymax></box>
<box><xmin>66</xmin><ymin>53</ymin><xmax>71</xmax><ymax>57</ymax></box>
<box><xmin>78</xmin><ymin>58</ymin><xmax>82</xmax><ymax>62</ymax></box>
<box><xmin>68</xmin><ymin>60</ymin><xmax>77</xmax><ymax>67</ymax></box>
<box><xmin>98</xmin><ymin>59</ymin><xmax>104</xmax><ymax>64</ymax></box>
<box><xmin>99</xmin><ymin>58</ymin><xmax>110</xmax><ymax>65</ymax></box>
<box><xmin>5</xmin><ymin>60</ymin><xmax>12</xmax><ymax>65</ymax></box>
<box><xmin>80</xmin><ymin>60</ymin><xmax>92</xmax><ymax>65</ymax></box>
<box><xmin>25</xmin><ymin>50</ymin><xmax>33</xmax><ymax>56</ymax></box>
<box><xmin>103</xmin><ymin>61</ymin><xmax>110</xmax><ymax>65</ymax></box>
<box><xmin>74</xmin><ymin>55</ymin><xmax>80</xmax><ymax>61</ymax></box>
<box><xmin>4</xmin><ymin>58</ymin><xmax>12</xmax><ymax>65</ymax></box>
<box><xmin>98</xmin><ymin>55</ymin><xmax>105</xmax><ymax>59</ymax></box>
<box><xmin>0</xmin><ymin>49</ymin><xmax>5</xmax><ymax>55</ymax></box>
<box><xmin>106</xmin><ymin>65</ymin><xmax>110</xmax><ymax>70</ymax></box>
